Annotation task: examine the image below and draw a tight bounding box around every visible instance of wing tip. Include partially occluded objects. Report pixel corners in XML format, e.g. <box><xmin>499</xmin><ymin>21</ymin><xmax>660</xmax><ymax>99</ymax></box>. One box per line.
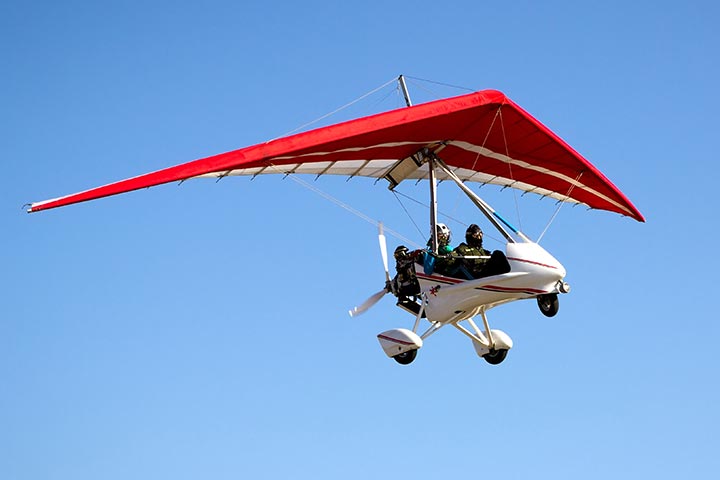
<box><xmin>25</xmin><ymin>199</ymin><xmax>56</xmax><ymax>213</ymax></box>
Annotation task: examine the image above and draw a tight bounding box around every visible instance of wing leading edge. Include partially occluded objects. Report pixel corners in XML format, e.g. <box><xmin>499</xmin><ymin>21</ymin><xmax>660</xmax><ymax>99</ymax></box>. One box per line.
<box><xmin>28</xmin><ymin>90</ymin><xmax>644</xmax><ymax>222</ymax></box>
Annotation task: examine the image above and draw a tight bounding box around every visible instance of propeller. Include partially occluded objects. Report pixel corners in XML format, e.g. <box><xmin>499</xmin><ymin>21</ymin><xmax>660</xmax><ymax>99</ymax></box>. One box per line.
<box><xmin>348</xmin><ymin>289</ymin><xmax>388</xmax><ymax>317</ymax></box>
<box><xmin>378</xmin><ymin>222</ymin><xmax>391</xmax><ymax>285</ymax></box>
<box><xmin>348</xmin><ymin>223</ymin><xmax>393</xmax><ymax>317</ymax></box>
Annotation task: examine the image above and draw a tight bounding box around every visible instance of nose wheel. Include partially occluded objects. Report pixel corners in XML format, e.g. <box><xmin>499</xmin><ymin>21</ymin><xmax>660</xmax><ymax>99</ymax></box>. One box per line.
<box><xmin>482</xmin><ymin>348</ymin><xmax>509</xmax><ymax>365</ymax></box>
<box><xmin>537</xmin><ymin>293</ymin><xmax>559</xmax><ymax>317</ymax></box>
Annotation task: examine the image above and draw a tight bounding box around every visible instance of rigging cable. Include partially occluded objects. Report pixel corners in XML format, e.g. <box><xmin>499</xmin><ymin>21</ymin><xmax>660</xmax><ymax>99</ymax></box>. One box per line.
<box><xmin>391</xmin><ymin>190</ymin><xmax>426</xmax><ymax>241</ymax></box>
<box><xmin>452</xmin><ymin>106</ymin><xmax>502</xmax><ymax>221</ymax></box>
<box><xmin>536</xmin><ymin>171</ymin><xmax>584</xmax><ymax>244</ymax></box>
<box><xmin>392</xmin><ymin>190</ymin><xmax>467</xmax><ymax>228</ymax></box>
<box><xmin>402</xmin><ymin>76</ymin><xmax>475</xmax><ymax>93</ymax></box>
<box><xmin>272</xmin><ymin>77</ymin><xmax>398</xmax><ymax>140</ymax></box>
<box><xmin>498</xmin><ymin>106</ymin><xmax>524</xmax><ymax>233</ymax></box>
<box><xmin>265</xmin><ymin>163</ymin><xmax>422</xmax><ymax>248</ymax></box>
<box><xmin>391</xmin><ymin>189</ymin><xmax>504</xmax><ymax>246</ymax></box>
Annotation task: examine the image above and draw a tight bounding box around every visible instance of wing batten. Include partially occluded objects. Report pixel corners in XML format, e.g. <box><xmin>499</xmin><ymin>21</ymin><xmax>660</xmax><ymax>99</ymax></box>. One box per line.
<box><xmin>316</xmin><ymin>161</ymin><xmax>337</xmax><ymax>179</ymax></box>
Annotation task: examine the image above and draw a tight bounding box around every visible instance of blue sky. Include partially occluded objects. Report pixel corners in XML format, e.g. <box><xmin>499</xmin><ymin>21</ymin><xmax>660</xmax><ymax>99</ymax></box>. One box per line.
<box><xmin>3</xmin><ymin>1</ymin><xmax>719</xmax><ymax>478</ymax></box>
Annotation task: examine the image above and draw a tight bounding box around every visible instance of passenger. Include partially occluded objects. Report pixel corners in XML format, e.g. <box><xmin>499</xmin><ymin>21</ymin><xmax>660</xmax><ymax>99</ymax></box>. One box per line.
<box><xmin>449</xmin><ymin>224</ymin><xmax>491</xmax><ymax>279</ymax></box>
<box><xmin>423</xmin><ymin>223</ymin><xmax>453</xmax><ymax>275</ymax></box>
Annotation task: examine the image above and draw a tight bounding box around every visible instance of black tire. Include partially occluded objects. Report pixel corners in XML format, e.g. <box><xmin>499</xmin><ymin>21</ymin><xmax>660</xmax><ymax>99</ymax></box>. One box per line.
<box><xmin>483</xmin><ymin>348</ymin><xmax>508</xmax><ymax>365</ymax></box>
<box><xmin>393</xmin><ymin>349</ymin><xmax>417</xmax><ymax>365</ymax></box>
<box><xmin>537</xmin><ymin>293</ymin><xmax>559</xmax><ymax>317</ymax></box>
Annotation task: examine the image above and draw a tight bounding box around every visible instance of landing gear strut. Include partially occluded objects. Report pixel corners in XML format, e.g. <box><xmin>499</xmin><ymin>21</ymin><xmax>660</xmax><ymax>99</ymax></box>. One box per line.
<box><xmin>453</xmin><ymin>310</ymin><xmax>514</xmax><ymax>365</ymax></box>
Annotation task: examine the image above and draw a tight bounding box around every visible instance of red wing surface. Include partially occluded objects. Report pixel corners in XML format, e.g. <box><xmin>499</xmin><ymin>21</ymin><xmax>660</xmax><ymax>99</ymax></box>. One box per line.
<box><xmin>28</xmin><ymin>90</ymin><xmax>644</xmax><ymax>222</ymax></box>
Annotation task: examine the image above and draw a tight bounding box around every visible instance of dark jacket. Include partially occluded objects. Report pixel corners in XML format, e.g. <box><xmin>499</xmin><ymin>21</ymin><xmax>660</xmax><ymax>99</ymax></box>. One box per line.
<box><xmin>450</xmin><ymin>242</ymin><xmax>491</xmax><ymax>279</ymax></box>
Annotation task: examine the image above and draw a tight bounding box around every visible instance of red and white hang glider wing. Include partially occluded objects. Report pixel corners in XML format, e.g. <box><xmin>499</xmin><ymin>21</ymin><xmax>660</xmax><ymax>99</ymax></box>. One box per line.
<box><xmin>28</xmin><ymin>90</ymin><xmax>644</xmax><ymax>222</ymax></box>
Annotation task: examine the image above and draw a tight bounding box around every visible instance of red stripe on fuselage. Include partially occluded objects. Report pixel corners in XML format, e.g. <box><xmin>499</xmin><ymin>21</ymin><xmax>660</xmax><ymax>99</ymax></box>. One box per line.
<box><xmin>507</xmin><ymin>257</ymin><xmax>558</xmax><ymax>269</ymax></box>
<box><xmin>415</xmin><ymin>273</ymin><xmax>464</xmax><ymax>284</ymax></box>
<box><xmin>478</xmin><ymin>285</ymin><xmax>548</xmax><ymax>294</ymax></box>
<box><xmin>377</xmin><ymin>334</ymin><xmax>415</xmax><ymax>346</ymax></box>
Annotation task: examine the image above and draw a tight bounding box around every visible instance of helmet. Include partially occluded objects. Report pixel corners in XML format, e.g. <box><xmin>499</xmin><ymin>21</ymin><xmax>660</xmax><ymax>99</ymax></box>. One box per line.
<box><xmin>435</xmin><ymin>223</ymin><xmax>451</xmax><ymax>246</ymax></box>
<box><xmin>394</xmin><ymin>245</ymin><xmax>409</xmax><ymax>260</ymax></box>
<box><xmin>465</xmin><ymin>224</ymin><xmax>484</xmax><ymax>248</ymax></box>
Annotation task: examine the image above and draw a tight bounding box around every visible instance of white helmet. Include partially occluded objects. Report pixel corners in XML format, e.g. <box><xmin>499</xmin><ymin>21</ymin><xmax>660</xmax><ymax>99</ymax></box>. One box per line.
<box><xmin>435</xmin><ymin>223</ymin><xmax>451</xmax><ymax>246</ymax></box>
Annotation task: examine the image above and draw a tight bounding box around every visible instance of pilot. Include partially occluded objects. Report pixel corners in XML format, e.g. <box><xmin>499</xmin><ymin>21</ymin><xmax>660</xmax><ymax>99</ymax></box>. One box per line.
<box><xmin>449</xmin><ymin>224</ymin><xmax>491</xmax><ymax>279</ymax></box>
<box><xmin>390</xmin><ymin>245</ymin><xmax>421</xmax><ymax>298</ymax></box>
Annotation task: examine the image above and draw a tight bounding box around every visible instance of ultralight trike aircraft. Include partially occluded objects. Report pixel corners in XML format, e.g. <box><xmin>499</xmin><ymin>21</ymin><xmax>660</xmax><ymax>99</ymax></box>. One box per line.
<box><xmin>27</xmin><ymin>76</ymin><xmax>644</xmax><ymax>366</ymax></box>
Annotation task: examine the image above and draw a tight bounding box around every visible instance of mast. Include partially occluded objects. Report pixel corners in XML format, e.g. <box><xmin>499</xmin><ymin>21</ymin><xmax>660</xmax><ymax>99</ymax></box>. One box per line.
<box><xmin>398</xmin><ymin>75</ymin><xmax>439</xmax><ymax>254</ymax></box>
<box><xmin>398</xmin><ymin>75</ymin><xmax>412</xmax><ymax>107</ymax></box>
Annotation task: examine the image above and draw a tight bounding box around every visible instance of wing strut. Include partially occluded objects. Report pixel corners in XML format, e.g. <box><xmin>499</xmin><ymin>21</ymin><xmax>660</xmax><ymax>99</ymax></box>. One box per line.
<box><xmin>433</xmin><ymin>155</ymin><xmax>523</xmax><ymax>243</ymax></box>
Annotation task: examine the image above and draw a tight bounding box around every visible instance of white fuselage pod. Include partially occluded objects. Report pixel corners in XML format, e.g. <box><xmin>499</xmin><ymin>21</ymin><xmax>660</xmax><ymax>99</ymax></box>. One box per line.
<box><xmin>416</xmin><ymin>242</ymin><xmax>566</xmax><ymax>324</ymax></box>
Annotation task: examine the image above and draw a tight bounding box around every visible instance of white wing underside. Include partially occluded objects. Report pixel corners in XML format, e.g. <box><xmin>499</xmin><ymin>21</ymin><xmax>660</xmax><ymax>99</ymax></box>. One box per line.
<box><xmin>192</xmin><ymin>137</ymin><xmax>625</xmax><ymax>211</ymax></box>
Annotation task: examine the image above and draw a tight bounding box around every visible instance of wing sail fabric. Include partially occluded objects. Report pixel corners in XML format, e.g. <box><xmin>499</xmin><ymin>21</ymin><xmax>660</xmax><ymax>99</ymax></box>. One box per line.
<box><xmin>28</xmin><ymin>90</ymin><xmax>644</xmax><ymax>222</ymax></box>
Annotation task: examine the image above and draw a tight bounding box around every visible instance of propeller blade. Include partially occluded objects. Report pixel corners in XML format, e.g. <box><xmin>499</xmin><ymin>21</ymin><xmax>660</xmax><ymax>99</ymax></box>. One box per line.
<box><xmin>348</xmin><ymin>289</ymin><xmax>387</xmax><ymax>317</ymax></box>
<box><xmin>348</xmin><ymin>222</ymin><xmax>394</xmax><ymax>318</ymax></box>
<box><xmin>379</xmin><ymin>222</ymin><xmax>390</xmax><ymax>283</ymax></box>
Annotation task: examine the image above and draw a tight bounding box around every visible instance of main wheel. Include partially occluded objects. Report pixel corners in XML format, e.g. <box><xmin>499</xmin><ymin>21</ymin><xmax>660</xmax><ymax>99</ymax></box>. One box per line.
<box><xmin>483</xmin><ymin>348</ymin><xmax>508</xmax><ymax>365</ymax></box>
<box><xmin>537</xmin><ymin>293</ymin><xmax>559</xmax><ymax>317</ymax></box>
<box><xmin>393</xmin><ymin>349</ymin><xmax>417</xmax><ymax>365</ymax></box>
